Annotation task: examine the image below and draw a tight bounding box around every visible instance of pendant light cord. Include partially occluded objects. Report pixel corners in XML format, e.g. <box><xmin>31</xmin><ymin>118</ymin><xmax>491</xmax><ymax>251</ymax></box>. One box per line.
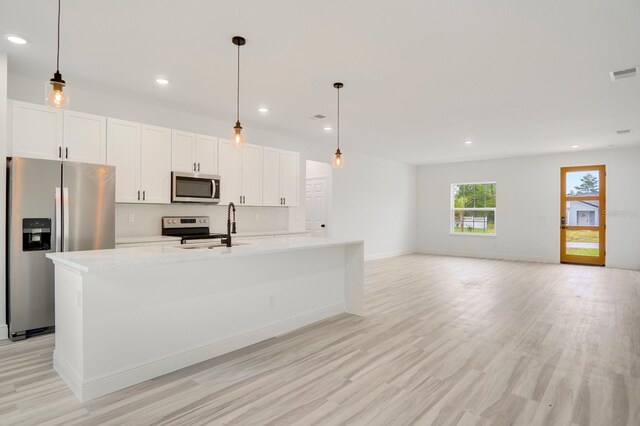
<box><xmin>337</xmin><ymin>87</ymin><xmax>340</xmax><ymax>150</ymax></box>
<box><xmin>56</xmin><ymin>0</ymin><xmax>61</xmax><ymax>72</ymax></box>
<box><xmin>236</xmin><ymin>44</ymin><xmax>240</xmax><ymax>121</ymax></box>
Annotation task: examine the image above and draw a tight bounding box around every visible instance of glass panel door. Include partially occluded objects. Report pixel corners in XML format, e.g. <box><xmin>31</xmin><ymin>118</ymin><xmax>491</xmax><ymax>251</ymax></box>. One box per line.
<box><xmin>560</xmin><ymin>165</ymin><xmax>606</xmax><ymax>265</ymax></box>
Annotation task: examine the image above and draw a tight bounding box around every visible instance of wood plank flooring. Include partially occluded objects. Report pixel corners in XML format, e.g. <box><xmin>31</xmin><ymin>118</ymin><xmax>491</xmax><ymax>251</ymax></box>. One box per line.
<box><xmin>1</xmin><ymin>254</ymin><xmax>640</xmax><ymax>425</ymax></box>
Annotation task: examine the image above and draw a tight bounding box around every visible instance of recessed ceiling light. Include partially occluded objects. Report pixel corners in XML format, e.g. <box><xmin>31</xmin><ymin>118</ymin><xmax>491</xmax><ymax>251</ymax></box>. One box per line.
<box><xmin>324</xmin><ymin>127</ymin><xmax>332</xmax><ymax>131</ymax></box>
<box><xmin>5</xmin><ymin>34</ymin><xmax>28</xmax><ymax>45</ymax></box>
<box><xmin>570</xmin><ymin>144</ymin><xmax>579</xmax><ymax>149</ymax></box>
<box><xmin>258</xmin><ymin>107</ymin><xmax>269</xmax><ymax>113</ymax></box>
<box><xmin>464</xmin><ymin>140</ymin><xmax>473</xmax><ymax>145</ymax></box>
<box><xmin>155</xmin><ymin>78</ymin><xmax>169</xmax><ymax>85</ymax></box>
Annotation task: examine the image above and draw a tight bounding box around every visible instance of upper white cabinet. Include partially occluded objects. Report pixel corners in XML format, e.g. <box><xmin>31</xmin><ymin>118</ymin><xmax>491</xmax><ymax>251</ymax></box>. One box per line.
<box><xmin>107</xmin><ymin>118</ymin><xmax>140</xmax><ymax>203</ymax></box>
<box><xmin>218</xmin><ymin>139</ymin><xmax>263</xmax><ymax>206</ymax></box>
<box><xmin>240</xmin><ymin>144</ymin><xmax>263</xmax><ymax>206</ymax></box>
<box><xmin>9</xmin><ymin>100</ymin><xmax>106</xmax><ymax>164</ymax></box>
<box><xmin>218</xmin><ymin>138</ymin><xmax>241</xmax><ymax>205</ymax></box>
<box><xmin>196</xmin><ymin>135</ymin><xmax>218</xmax><ymax>175</ymax></box>
<box><xmin>63</xmin><ymin>110</ymin><xmax>107</xmax><ymax>164</ymax></box>
<box><xmin>9</xmin><ymin>100</ymin><xmax>63</xmax><ymax>160</ymax></box>
<box><xmin>263</xmin><ymin>148</ymin><xmax>299</xmax><ymax>206</ymax></box>
<box><xmin>171</xmin><ymin>130</ymin><xmax>196</xmax><ymax>173</ymax></box>
<box><xmin>107</xmin><ymin>120</ymin><xmax>171</xmax><ymax>204</ymax></box>
<box><xmin>171</xmin><ymin>130</ymin><xmax>218</xmax><ymax>175</ymax></box>
<box><xmin>140</xmin><ymin>125</ymin><xmax>172</xmax><ymax>204</ymax></box>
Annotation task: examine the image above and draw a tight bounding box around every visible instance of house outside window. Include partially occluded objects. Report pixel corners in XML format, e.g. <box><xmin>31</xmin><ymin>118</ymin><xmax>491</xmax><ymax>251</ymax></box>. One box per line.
<box><xmin>451</xmin><ymin>182</ymin><xmax>496</xmax><ymax>235</ymax></box>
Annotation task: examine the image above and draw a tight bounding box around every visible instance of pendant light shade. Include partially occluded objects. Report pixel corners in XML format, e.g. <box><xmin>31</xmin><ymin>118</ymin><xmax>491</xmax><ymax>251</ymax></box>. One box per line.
<box><xmin>46</xmin><ymin>0</ymin><xmax>69</xmax><ymax>109</ymax></box>
<box><xmin>332</xmin><ymin>82</ymin><xmax>345</xmax><ymax>169</ymax></box>
<box><xmin>231</xmin><ymin>36</ymin><xmax>246</xmax><ymax>146</ymax></box>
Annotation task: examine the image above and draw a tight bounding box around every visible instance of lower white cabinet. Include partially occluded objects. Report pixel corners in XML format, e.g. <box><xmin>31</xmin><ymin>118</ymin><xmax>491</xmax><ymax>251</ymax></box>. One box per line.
<box><xmin>107</xmin><ymin>120</ymin><xmax>171</xmax><ymax>204</ymax></box>
<box><xmin>218</xmin><ymin>139</ymin><xmax>263</xmax><ymax>206</ymax></box>
<box><xmin>263</xmin><ymin>148</ymin><xmax>299</xmax><ymax>206</ymax></box>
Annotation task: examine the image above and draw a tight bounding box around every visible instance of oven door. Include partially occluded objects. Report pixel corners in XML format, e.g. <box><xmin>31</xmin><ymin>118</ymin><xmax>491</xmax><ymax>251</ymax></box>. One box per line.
<box><xmin>172</xmin><ymin>172</ymin><xmax>220</xmax><ymax>203</ymax></box>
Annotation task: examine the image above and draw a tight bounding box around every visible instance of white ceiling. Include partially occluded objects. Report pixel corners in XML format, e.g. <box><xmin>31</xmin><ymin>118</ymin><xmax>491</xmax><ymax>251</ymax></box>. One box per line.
<box><xmin>2</xmin><ymin>0</ymin><xmax>640</xmax><ymax>164</ymax></box>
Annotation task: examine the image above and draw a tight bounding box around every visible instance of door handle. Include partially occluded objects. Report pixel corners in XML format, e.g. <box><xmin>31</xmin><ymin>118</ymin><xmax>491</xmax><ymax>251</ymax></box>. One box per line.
<box><xmin>143</xmin><ymin>190</ymin><xmax>146</xmax><ymax>201</ymax></box>
<box><xmin>65</xmin><ymin>147</ymin><xmax>69</xmax><ymax>159</ymax></box>
<box><xmin>58</xmin><ymin>147</ymin><xmax>62</xmax><ymax>159</ymax></box>
<box><xmin>194</xmin><ymin>162</ymin><xmax>197</xmax><ymax>172</ymax></box>
<box><xmin>321</xmin><ymin>224</ymin><xmax>325</xmax><ymax>228</ymax></box>
<box><xmin>197</xmin><ymin>163</ymin><xmax>200</xmax><ymax>172</ymax></box>
<box><xmin>138</xmin><ymin>190</ymin><xmax>141</xmax><ymax>201</ymax></box>
<box><xmin>284</xmin><ymin>197</ymin><xmax>286</xmax><ymax>205</ymax></box>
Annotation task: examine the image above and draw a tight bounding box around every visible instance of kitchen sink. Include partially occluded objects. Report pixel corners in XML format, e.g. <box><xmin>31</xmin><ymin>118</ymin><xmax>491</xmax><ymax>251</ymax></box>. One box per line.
<box><xmin>178</xmin><ymin>242</ymin><xmax>248</xmax><ymax>250</ymax></box>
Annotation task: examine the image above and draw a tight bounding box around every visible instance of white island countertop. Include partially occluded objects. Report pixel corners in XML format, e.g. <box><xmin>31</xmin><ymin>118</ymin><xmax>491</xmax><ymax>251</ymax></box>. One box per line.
<box><xmin>48</xmin><ymin>237</ymin><xmax>363</xmax><ymax>274</ymax></box>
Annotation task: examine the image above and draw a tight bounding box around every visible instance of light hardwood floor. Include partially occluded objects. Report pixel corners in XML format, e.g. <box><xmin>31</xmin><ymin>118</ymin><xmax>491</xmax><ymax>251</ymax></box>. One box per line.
<box><xmin>1</xmin><ymin>254</ymin><xmax>639</xmax><ymax>425</ymax></box>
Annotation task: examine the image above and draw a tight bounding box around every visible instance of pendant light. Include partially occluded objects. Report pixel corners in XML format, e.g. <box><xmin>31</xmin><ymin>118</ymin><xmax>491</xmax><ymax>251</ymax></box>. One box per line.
<box><xmin>231</xmin><ymin>36</ymin><xmax>246</xmax><ymax>146</ymax></box>
<box><xmin>332</xmin><ymin>82</ymin><xmax>345</xmax><ymax>169</ymax></box>
<box><xmin>46</xmin><ymin>0</ymin><xmax>69</xmax><ymax>109</ymax></box>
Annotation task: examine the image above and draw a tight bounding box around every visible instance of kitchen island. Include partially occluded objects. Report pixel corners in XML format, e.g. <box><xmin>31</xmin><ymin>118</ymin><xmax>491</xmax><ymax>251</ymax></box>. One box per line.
<box><xmin>47</xmin><ymin>237</ymin><xmax>364</xmax><ymax>402</ymax></box>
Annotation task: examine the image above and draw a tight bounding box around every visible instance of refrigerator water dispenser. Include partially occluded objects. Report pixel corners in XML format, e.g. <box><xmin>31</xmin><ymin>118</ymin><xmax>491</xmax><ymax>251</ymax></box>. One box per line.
<box><xmin>22</xmin><ymin>218</ymin><xmax>52</xmax><ymax>251</ymax></box>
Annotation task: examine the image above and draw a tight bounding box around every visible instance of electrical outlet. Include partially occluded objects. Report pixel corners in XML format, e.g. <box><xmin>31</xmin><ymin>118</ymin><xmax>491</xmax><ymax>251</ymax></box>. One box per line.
<box><xmin>128</xmin><ymin>213</ymin><xmax>135</xmax><ymax>223</ymax></box>
<box><xmin>268</xmin><ymin>294</ymin><xmax>275</xmax><ymax>307</ymax></box>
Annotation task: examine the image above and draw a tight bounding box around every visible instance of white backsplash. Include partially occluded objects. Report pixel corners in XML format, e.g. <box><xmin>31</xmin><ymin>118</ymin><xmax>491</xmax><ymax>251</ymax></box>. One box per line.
<box><xmin>115</xmin><ymin>204</ymin><xmax>289</xmax><ymax>237</ymax></box>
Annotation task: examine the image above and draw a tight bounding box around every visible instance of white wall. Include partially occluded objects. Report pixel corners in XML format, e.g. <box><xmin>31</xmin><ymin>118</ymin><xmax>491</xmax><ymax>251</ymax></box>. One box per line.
<box><xmin>417</xmin><ymin>147</ymin><xmax>640</xmax><ymax>270</ymax></box>
<box><xmin>0</xmin><ymin>54</ymin><xmax>8</xmax><ymax>339</ymax></box>
<box><xmin>7</xmin><ymin>72</ymin><xmax>417</xmax><ymax>259</ymax></box>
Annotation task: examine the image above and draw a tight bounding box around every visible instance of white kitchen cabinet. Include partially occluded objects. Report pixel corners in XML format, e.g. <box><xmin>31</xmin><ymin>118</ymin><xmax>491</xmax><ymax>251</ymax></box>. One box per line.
<box><xmin>218</xmin><ymin>139</ymin><xmax>263</xmax><ymax>206</ymax></box>
<box><xmin>107</xmin><ymin>119</ymin><xmax>141</xmax><ymax>203</ymax></box>
<box><xmin>262</xmin><ymin>148</ymin><xmax>281</xmax><ymax>206</ymax></box>
<box><xmin>218</xmin><ymin>138</ymin><xmax>240</xmax><ymax>205</ymax></box>
<box><xmin>107</xmin><ymin>120</ymin><xmax>171</xmax><ymax>204</ymax></box>
<box><xmin>171</xmin><ymin>130</ymin><xmax>196</xmax><ymax>173</ymax></box>
<box><xmin>240</xmin><ymin>144</ymin><xmax>263</xmax><ymax>206</ymax></box>
<box><xmin>9</xmin><ymin>100</ymin><xmax>63</xmax><ymax>160</ymax></box>
<box><xmin>10</xmin><ymin>101</ymin><xmax>106</xmax><ymax>164</ymax></box>
<box><xmin>140</xmin><ymin>124</ymin><xmax>172</xmax><ymax>204</ymax></box>
<box><xmin>171</xmin><ymin>131</ymin><xmax>218</xmax><ymax>175</ymax></box>
<box><xmin>63</xmin><ymin>110</ymin><xmax>107</xmax><ymax>164</ymax></box>
<box><xmin>262</xmin><ymin>148</ymin><xmax>299</xmax><ymax>206</ymax></box>
<box><xmin>196</xmin><ymin>135</ymin><xmax>218</xmax><ymax>175</ymax></box>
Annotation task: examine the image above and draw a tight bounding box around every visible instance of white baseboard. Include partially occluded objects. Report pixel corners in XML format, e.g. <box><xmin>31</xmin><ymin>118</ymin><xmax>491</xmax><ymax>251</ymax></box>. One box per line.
<box><xmin>55</xmin><ymin>302</ymin><xmax>345</xmax><ymax>402</ymax></box>
<box><xmin>0</xmin><ymin>324</ymin><xmax>8</xmax><ymax>341</ymax></box>
<box><xmin>416</xmin><ymin>249</ymin><xmax>557</xmax><ymax>264</ymax></box>
<box><xmin>365</xmin><ymin>250</ymin><xmax>415</xmax><ymax>261</ymax></box>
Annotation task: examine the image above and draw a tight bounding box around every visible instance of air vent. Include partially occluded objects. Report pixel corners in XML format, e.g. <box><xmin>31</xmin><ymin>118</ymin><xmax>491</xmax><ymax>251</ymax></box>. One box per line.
<box><xmin>309</xmin><ymin>114</ymin><xmax>326</xmax><ymax>120</ymax></box>
<box><xmin>610</xmin><ymin>67</ymin><xmax>638</xmax><ymax>81</ymax></box>
<box><xmin>616</xmin><ymin>129</ymin><xmax>631</xmax><ymax>134</ymax></box>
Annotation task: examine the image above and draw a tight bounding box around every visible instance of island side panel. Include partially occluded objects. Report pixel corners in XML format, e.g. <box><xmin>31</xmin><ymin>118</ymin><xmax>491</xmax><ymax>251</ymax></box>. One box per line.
<box><xmin>52</xmin><ymin>266</ymin><xmax>85</xmax><ymax>401</ymax></box>
<box><xmin>78</xmin><ymin>246</ymin><xmax>348</xmax><ymax>399</ymax></box>
<box><xmin>345</xmin><ymin>242</ymin><xmax>364</xmax><ymax>315</ymax></box>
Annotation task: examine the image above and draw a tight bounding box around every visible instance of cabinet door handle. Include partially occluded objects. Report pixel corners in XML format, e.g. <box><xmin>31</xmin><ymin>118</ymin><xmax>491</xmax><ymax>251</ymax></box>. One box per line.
<box><xmin>143</xmin><ymin>190</ymin><xmax>146</xmax><ymax>201</ymax></box>
<box><xmin>284</xmin><ymin>197</ymin><xmax>286</xmax><ymax>205</ymax></box>
<box><xmin>194</xmin><ymin>162</ymin><xmax>197</xmax><ymax>172</ymax></box>
<box><xmin>137</xmin><ymin>190</ymin><xmax>141</xmax><ymax>201</ymax></box>
<box><xmin>58</xmin><ymin>147</ymin><xmax>62</xmax><ymax>158</ymax></box>
<box><xmin>65</xmin><ymin>147</ymin><xmax>69</xmax><ymax>159</ymax></box>
<box><xmin>197</xmin><ymin>163</ymin><xmax>200</xmax><ymax>172</ymax></box>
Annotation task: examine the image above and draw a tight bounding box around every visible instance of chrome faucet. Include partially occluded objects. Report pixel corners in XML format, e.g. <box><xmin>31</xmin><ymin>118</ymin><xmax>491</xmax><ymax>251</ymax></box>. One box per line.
<box><xmin>222</xmin><ymin>202</ymin><xmax>237</xmax><ymax>247</ymax></box>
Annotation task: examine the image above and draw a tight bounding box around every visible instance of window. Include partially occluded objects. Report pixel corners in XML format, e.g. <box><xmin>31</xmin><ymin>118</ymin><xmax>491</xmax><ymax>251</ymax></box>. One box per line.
<box><xmin>451</xmin><ymin>182</ymin><xmax>496</xmax><ymax>235</ymax></box>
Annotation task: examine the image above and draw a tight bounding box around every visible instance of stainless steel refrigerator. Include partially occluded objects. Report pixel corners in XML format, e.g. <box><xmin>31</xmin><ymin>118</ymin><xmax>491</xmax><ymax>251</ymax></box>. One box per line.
<box><xmin>6</xmin><ymin>157</ymin><xmax>115</xmax><ymax>341</ymax></box>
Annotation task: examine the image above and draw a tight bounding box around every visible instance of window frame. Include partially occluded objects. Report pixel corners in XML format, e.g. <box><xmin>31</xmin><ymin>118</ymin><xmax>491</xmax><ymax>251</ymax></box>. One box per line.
<box><xmin>450</xmin><ymin>181</ymin><xmax>497</xmax><ymax>237</ymax></box>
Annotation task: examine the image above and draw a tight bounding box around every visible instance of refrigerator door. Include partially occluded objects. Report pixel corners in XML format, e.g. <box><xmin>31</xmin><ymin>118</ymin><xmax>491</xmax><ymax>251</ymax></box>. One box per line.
<box><xmin>62</xmin><ymin>161</ymin><xmax>116</xmax><ymax>251</ymax></box>
<box><xmin>7</xmin><ymin>158</ymin><xmax>62</xmax><ymax>339</ymax></box>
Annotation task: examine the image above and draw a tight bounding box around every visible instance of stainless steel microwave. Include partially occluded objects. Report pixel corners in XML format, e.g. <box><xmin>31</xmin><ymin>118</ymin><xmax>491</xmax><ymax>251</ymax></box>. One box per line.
<box><xmin>171</xmin><ymin>172</ymin><xmax>220</xmax><ymax>203</ymax></box>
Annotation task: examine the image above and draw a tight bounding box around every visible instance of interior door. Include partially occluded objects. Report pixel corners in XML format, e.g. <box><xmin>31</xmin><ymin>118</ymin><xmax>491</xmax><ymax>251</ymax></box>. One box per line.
<box><xmin>305</xmin><ymin>177</ymin><xmax>327</xmax><ymax>237</ymax></box>
<box><xmin>560</xmin><ymin>165</ymin><xmax>606</xmax><ymax>266</ymax></box>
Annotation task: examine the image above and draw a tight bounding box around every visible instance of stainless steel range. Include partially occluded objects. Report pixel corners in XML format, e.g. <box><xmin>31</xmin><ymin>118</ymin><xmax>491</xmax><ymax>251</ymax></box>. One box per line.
<box><xmin>161</xmin><ymin>216</ymin><xmax>226</xmax><ymax>244</ymax></box>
